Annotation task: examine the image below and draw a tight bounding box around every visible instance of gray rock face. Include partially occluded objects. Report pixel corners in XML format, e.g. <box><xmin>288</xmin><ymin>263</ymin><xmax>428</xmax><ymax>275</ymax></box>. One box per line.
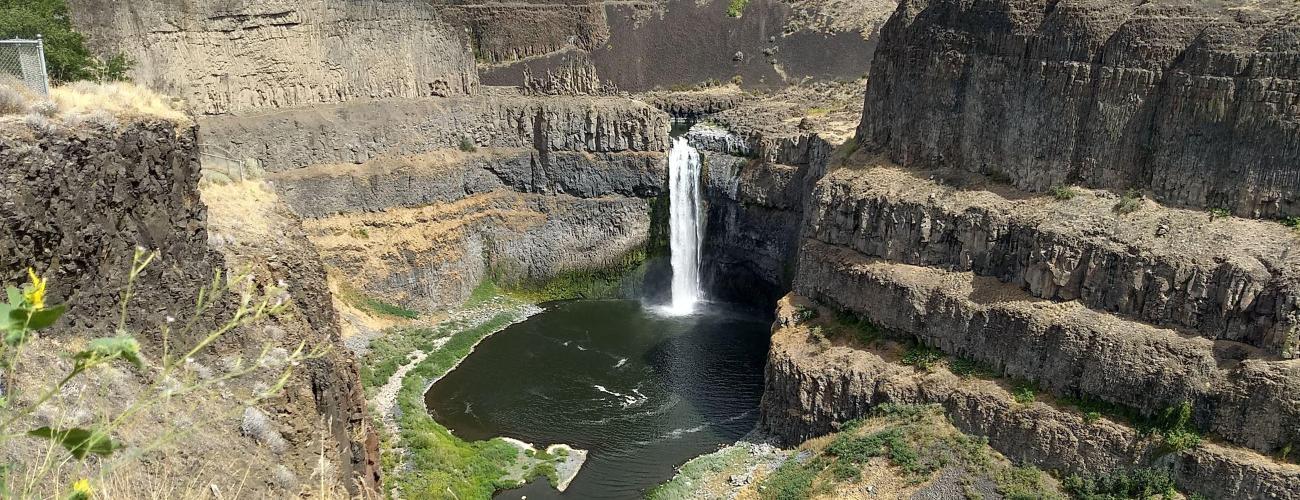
<box><xmin>69</xmin><ymin>0</ymin><xmax>479</xmax><ymax>115</ymax></box>
<box><xmin>0</xmin><ymin>118</ymin><xmax>218</xmax><ymax>335</ymax></box>
<box><xmin>794</xmin><ymin>239</ymin><xmax>1300</xmax><ymax>456</ymax></box>
<box><xmin>270</xmin><ymin>149</ymin><xmax>666</xmax><ymax>218</ymax></box>
<box><xmin>199</xmin><ymin>95</ymin><xmax>669</xmax><ymax>173</ymax></box>
<box><xmin>858</xmin><ymin>0</ymin><xmax>1300</xmax><ymax>217</ymax></box>
<box><xmin>760</xmin><ymin>296</ymin><xmax>1300</xmax><ymax>500</ymax></box>
<box><xmin>691</xmin><ymin>125</ymin><xmax>833</xmax><ymax>305</ymax></box>
<box><xmin>806</xmin><ymin>168</ymin><xmax>1300</xmax><ymax>357</ymax></box>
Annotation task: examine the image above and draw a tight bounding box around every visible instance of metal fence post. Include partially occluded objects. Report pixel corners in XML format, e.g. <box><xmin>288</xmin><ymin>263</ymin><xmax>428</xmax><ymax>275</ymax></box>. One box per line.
<box><xmin>35</xmin><ymin>34</ymin><xmax>48</xmax><ymax>95</ymax></box>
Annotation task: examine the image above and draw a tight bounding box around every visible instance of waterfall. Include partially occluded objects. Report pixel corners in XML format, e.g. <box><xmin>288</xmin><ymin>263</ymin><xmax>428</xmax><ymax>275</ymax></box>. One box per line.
<box><xmin>667</xmin><ymin>136</ymin><xmax>704</xmax><ymax>315</ymax></box>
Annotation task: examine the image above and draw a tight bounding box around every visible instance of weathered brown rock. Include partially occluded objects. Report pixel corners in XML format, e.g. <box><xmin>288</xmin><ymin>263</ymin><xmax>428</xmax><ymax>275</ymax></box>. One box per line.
<box><xmin>761</xmin><ymin>295</ymin><xmax>1300</xmax><ymax>500</ymax></box>
<box><xmin>0</xmin><ymin>117</ymin><xmax>216</xmax><ymax>335</ymax></box>
<box><xmin>858</xmin><ymin>0</ymin><xmax>1300</xmax><ymax>217</ymax></box>
<box><xmin>198</xmin><ymin>95</ymin><xmax>670</xmax><ymax>174</ymax></box>
<box><xmin>69</xmin><ymin>0</ymin><xmax>479</xmax><ymax>115</ymax></box>
<box><xmin>794</xmin><ymin>239</ymin><xmax>1300</xmax><ymax>456</ymax></box>
<box><xmin>805</xmin><ymin>166</ymin><xmax>1300</xmax><ymax>357</ymax></box>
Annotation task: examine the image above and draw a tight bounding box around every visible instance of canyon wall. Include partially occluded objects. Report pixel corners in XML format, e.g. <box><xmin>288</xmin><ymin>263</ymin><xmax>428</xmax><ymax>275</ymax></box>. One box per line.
<box><xmin>754</xmin><ymin>1</ymin><xmax>1300</xmax><ymax>496</ymax></box>
<box><xmin>68</xmin><ymin>0</ymin><xmax>479</xmax><ymax>115</ymax></box>
<box><xmin>441</xmin><ymin>0</ymin><xmax>892</xmax><ymax>92</ymax></box>
<box><xmin>202</xmin><ymin>94</ymin><xmax>672</xmax><ymax>310</ymax></box>
<box><xmin>858</xmin><ymin>0</ymin><xmax>1300</xmax><ymax>217</ymax></box>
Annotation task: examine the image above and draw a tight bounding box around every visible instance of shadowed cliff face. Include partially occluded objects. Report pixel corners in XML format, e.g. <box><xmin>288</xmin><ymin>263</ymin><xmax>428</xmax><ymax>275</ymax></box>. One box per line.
<box><xmin>858</xmin><ymin>0</ymin><xmax>1300</xmax><ymax>217</ymax></box>
<box><xmin>444</xmin><ymin>0</ymin><xmax>891</xmax><ymax>92</ymax></box>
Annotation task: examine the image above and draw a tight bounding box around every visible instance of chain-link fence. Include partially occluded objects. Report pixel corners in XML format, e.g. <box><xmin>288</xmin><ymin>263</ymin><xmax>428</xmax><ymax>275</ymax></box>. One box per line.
<box><xmin>0</xmin><ymin>37</ymin><xmax>50</xmax><ymax>96</ymax></box>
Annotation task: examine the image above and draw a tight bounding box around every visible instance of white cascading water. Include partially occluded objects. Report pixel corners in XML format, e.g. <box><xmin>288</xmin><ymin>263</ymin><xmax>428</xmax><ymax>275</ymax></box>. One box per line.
<box><xmin>666</xmin><ymin>136</ymin><xmax>704</xmax><ymax>315</ymax></box>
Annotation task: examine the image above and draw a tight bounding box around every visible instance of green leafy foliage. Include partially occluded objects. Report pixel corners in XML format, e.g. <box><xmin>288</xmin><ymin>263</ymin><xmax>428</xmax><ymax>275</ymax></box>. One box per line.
<box><xmin>829</xmin><ymin>309</ymin><xmax>882</xmax><ymax>346</ymax></box>
<box><xmin>791</xmin><ymin>305</ymin><xmax>818</xmax><ymax>325</ymax></box>
<box><xmin>1011</xmin><ymin>380</ymin><xmax>1037</xmax><ymax>405</ymax></box>
<box><xmin>1050</xmin><ymin>185</ymin><xmax>1077</xmax><ymax>201</ymax></box>
<box><xmin>760</xmin><ymin>458</ymin><xmax>818</xmax><ymax>500</ymax></box>
<box><xmin>337</xmin><ymin>282</ymin><xmax>419</xmax><ymax>319</ymax></box>
<box><xmin>1153</xmin><ymin>401</ymin><xmax>1200</xmax><ymax>452</ymax></box>
<box><xmin>1112</xmin><ymin>189</ymin><xmax>1143</xmax><ymax>215</ymax></box>
<box><xmin>725</xmin><ymin>0</ymin><xmax>750</xmax><ymax>17</ymax></box>
<box><xmin>1209</xmin><ymin>207</ymin><xmax>1231</xmax><ymax>219</ymax></box>
<box><xmin>73</xmin><ymin>335</ymin><xmax>142</xmax><ymax>369</ymax></box>
<box><xmin>0</xmin><ymin>0</ymin><xmax>131</xmax><ymax>83</ymax></box>
<box><xmin>948</xmin><ymin>356</ymin><xmax>997</xmax><ymax>379</ymax></box>
<box><xmin>1063</xmin><ymin>468</ymin><xmax>1177</xmax><ymax>500</ymax></box>
<box><xmin>901</xmin><ymin>343</ymin><xmax>944</xmax><ymax>371</ymax></box>
<box><xmin>458</xmin><ymin>136</ymin><xmax>477</xmax><ymax>153</ymax></box>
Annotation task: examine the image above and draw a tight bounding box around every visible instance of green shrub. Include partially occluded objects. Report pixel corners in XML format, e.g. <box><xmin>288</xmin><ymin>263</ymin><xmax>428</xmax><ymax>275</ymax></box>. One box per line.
<box><xmin>1209</xmin><ymin>207</ymin><xmax>1231</xmax><ymax>219</ymax></box>
<box><xmin>1281</xmin><ymin>216</ymin><xmax>1300</xmax><ymax>229</ymax></box>
<box><xmin>1112</xmin><ymin>189</ymin><xmax>1143</xmax><ymax>214</ymax></box>
<box><xmin>791</xmin><ymin>305</ymin><xmax>818</xmax><ymax>324</ymax></box>
<box><xmin>0</xmin><ymin>0</ymin><xmax>131</xmax><ymax>82</ymax></box>
<box><xmin>830</xmin><ymin>309</ymin><xmax>882</xmax><ymax>346</ymax></box>
<box><xmin>1049</xmin><ymin>185</ymin><xmax>1077</xmax><ymax>201</ymax></box>
<box><xmin>458</xmin><ymin>136</ymin><xmax>477</xmax><ymax>152</ymax></box>
<box><xmin>901</xmin><ymin>343</ymin><xmax>944</xmax><ymax>371</ymax></box>
<box><xmin>996</xmin><ymin>466</ymin><xmax>1057</xmax><ymax>500</ymax></box>
<box><xmin>1011</xmin><ymin>380</ymin><xmax>1037</xmax><ymax>405</ymax></box>
<box><xmin>725</xmin><ymin>0</ymin><xmax>750</xmax><ymax>18</ymax></box>
<box><xmin>1063</xmin><ymin>468</ymin><xmax>1177</xmax><ymax>500</ymax></box>
<box><xmin>759</xmin><ymin>458</ymin><xmax>817</xmax><ymax>500</ymax></box>
<box><xmin>948</xmin><ymin>356</ymin><xmax>997</xmax><ymax>379</ymax></box>
<box><xmin>1153</xmin><ymin>401</ymin><xmax>1201</xmax><ymax>452</ymax></box>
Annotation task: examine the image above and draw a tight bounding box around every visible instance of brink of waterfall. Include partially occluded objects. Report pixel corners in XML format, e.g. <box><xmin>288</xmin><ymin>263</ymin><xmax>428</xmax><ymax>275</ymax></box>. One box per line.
<box><xmin>666</xmin><ymin>136</ymin><xmax>704</xmax><ymax>315</ymax></box>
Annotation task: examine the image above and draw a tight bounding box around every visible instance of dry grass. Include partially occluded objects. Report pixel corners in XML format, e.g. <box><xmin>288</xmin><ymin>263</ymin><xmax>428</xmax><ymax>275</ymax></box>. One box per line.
<box><xmin>0</xmin><ymin>80</ymin><xmax>187</xmax><ymax>127</ymax></box>
<box><xmin>51</xmin><ymin>82</ymin><xmax>188</xmax><ymax>123</ymax></box>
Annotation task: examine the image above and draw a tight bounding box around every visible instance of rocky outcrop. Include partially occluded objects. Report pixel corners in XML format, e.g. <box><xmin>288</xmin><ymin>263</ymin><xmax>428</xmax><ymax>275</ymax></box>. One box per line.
<box><xmin>269</xmin><ymin>148</ymin><xmax>665</xmax><ymax>218</ymax></box>
<box><xmin>458</xmin><ymin>0</ymin><xmax>887</xmax><ymax>92</ymax></box>
<box><xmin>761</xmin><ymin>295</ymin><xmax>1300</xmax><ymax>500</ymax></box>
<box><xmin>795</xmin><ymin>238</ymin><xmax>1300</xmax><ymax>456</ymax></box>
<box><xmin>693</xmin><ymin>124</ymin><xmax>833</xmax><ymax>305</ymax></box>
<box><xmin>199</xmin><ymin>94</ymin><xmax>668</xmax><ymax>174</ymax></box>
<box><xmin>221</xmin><ymin>94</ymin><xmax>670</xmax><ymax>310</ymax></box>
<box><xmin>203</xmin><ymin>181</ymin><xmax>383</xmax><ymax>494</ymax></box>
<box><xmin>858</xmin><ymin>0</ymin><xmax>1300</xmax><ymax>217</ymax></box>
<box><xmin>806</xmin><ymin>167</ymin><xmax>1300</xmax><ymax>357</ymax></box>
<box><xmin>69</xmin><ymin>0</ymin><xmax>479</xmax><ymax>115</ymax></box>
<box><xmin>0</xmin><ymin>98</ymin><xmax>379</xmax><ymax>495</ymax></box>
<box><xmin>0</xmin><ymin>116</ymin><xmax>216</xmax><ymax>335</ymax></box>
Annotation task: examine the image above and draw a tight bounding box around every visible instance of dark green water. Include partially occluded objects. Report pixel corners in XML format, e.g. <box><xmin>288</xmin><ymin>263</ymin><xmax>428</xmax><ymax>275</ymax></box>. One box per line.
<box><xmin>424</xmin><ymin>299</ymin><xmax>771</xmax><ymax>499</ymax></box>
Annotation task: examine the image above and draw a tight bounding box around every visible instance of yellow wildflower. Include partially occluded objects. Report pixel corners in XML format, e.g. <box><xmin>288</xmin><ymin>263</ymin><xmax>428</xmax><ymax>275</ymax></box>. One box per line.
<box><xmin>69</xmin><ymin>478</ymin><xmax>92</xmax><ymax>500</ymax></box>
<box><xmin>24</xmin><ymin>267</ymin><xmax>46</xmax><ymax>310</ymax></box>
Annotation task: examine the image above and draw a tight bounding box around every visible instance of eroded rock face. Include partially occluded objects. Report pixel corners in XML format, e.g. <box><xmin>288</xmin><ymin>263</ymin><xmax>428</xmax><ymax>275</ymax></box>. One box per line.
<box><xmin>199</xmin><ymin>95</ymin><xmax>669</xmax><ymax>174</ymax></box>
<box><xmin>858</xmin><ymin>0</ymin><xmax>1300</xmax><ymax>217</ymax></box>
<box><xmin>68</xmin><ymin>0</ymin><xmax>479</xmax><ymax>115</ymax></box>
<box><xmin>693</xmin><ymin>126</ymin><xmax>833</xmax><ymax>306</ymax></box>
<box><xmin>760</xmin><ymin>295</ymin><xmax>1300</xmax><ymax>500</ymax></box>
<box><xmin>0</xmin><ymin>118</ymin><xmax>216</xmax><ymax>335</ymax></box>
<box><xmin>794</xmin><ymin>239</ymin><xmax>1300</xmax><ymax>455</ymax></box>
<box><xmin>806</xmin><ymin>167</ymin><xmax>1300</xmax><ymax>357</ymax></box>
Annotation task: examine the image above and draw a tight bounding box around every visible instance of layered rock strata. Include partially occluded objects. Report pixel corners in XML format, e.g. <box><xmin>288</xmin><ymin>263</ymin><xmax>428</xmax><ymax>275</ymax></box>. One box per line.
<box><xmin>858</xmin><ymin>0</ymin><xmax>1300</xmax><ymax>217</ymax></box>
<box><xmin>761</xmin><ymin>295</ymin><xmax>1300</xmax><ymax>500</ymax></box>
<box><xmin>796</xmin><ymin>238</ymin><xmax>1300</xmax><ymax>455</ymax></box>
<box><xmin>806</xmin><ymin>167</ymin><xmax>1300</xmax><ymax>358</ymax></box>
<box><xmin>209</xmin><ymin>95</ymin><xmax>671</xmax><ymax>310</ymax></box>
<box><xmin>69</xmin><ymin>0</ymin><xmax>479</xmax><ymax>115</ymax></box>
<box><xmin>199</xmin><ymin>94</ymin><xmax>667</xmax><ymax>174</ymax></box>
